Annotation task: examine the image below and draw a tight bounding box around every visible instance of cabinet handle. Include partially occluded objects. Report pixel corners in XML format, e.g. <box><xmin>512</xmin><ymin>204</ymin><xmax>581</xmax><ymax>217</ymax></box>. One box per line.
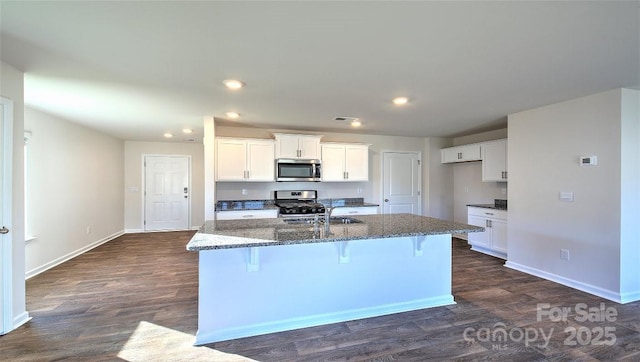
<box><xmin>485</xmin><ymin>212</ymin><xmax>494</xmax><ymax>215</ymax></box>
<box><xmin>246</xmin><ymin>170</ymin><xmax>250</xmax><ymax>179</ymax></box>
<box><xmin>346</xmin><ymin>171</ymin><xmax>349</xmax><ymax>179</ymax></box>
<box><xmin>458</xmin><ymin>152</ymin><xmax>462</xmax><ymax>159</ymax></box>
<box><xmin>242</xmin><ymin>215</ymin><xmax>254</xmax><ymax>218</ymax></box>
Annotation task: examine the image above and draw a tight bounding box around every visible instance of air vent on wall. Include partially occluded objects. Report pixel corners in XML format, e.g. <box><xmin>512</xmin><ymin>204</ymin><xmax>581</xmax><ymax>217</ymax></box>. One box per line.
<box><xmin>333</xmin><ymin>116</ymin><xmax>359</xmax><ymax>122</ymax></box>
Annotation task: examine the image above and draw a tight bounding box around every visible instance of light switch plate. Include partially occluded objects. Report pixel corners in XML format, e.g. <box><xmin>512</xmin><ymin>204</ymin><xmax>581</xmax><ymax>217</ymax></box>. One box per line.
<box><xmin>559</xmin><ymin>192</ymin><xmax>574</xmax><ymax>202</ymax></box>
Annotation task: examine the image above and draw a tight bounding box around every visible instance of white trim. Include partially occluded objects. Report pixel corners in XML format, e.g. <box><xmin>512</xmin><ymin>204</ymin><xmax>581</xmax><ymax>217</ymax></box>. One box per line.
<box><xmin>12</xmin><ymin>312</ymin><xmax>31</xmax><ymax>331</ymax></box>
<box><xmin>25</xmin><ymin>230</ymin><xmax>124</xmax><ymax>280</ymax></box>
<box><xmin>504</xmin><ymin>260</ymin><xmax>629</xmax><ymax>303</ymax></box>
<box><xmin>1</xmin><ymin>97</ymin><xmax>14</xmax><ymax>335</ymax></box>
<box><xmin>125</xmin><ymin>228</ymin><xmax>194</xmax><ymax>234</ymax></box>
<box><xmin>142</xmin><ymin>154</ymin><xmax>192</xmax><ymax>231</ymax></box>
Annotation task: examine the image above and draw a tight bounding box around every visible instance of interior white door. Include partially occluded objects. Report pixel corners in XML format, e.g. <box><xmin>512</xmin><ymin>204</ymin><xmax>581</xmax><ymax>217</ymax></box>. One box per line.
<box><xmin>1</xmin><ymin>98</ymin><xmax>13</xmax><ymax>334</ymax></box>
<box><xmin>382</xmin><ymin>152</ymin><xmax>421</xmax><ymax>214</ymax></box>
<box><xmin>144</xmin><ymin>156</ymin><xmax>190</xmax><ymax>231</ymax></box>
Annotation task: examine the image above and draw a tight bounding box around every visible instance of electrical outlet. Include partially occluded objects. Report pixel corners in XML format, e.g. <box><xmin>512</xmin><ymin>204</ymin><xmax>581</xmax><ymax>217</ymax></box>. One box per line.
<box><xmin>464</xmin><ymin>187</ymin><xmax>469</xmax><ymax>193</ymax></box>
<box><xmin>560</xmin><ymin>249</ymin><xmax>570</xmax><ymax>261</ymax></box>
<box><xmin>501</xmin><ymin>188</ymin><xmax>507</xmax><ymax>195</ymax></box>
<box><xmin>241</xmin><ymin>189</ymin><xmax>248</xmax><ymax>195</ymax></box>
<box><xmin>86</xmin><ymin>226</ymin><xmax>92</xmax><ymax>235</ymax></box>
<box><xmin>357</xmin><ymin>187</ymin><xmax>363</xmax><ymax>194</ymax></box>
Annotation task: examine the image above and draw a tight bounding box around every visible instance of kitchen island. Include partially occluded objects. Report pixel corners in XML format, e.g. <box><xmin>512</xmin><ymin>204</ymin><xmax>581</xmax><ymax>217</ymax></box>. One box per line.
<box><xmin>187</xmin><ymin>213</ymin><xmax>483</xmax><ymax>345</ymax></box>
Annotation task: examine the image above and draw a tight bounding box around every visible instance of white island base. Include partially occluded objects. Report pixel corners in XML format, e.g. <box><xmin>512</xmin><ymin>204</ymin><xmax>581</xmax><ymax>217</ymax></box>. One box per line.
<box><xmin>194</xmin><ymin>234</ymin><xmax>454</xmax><ymax>345</ymax></box>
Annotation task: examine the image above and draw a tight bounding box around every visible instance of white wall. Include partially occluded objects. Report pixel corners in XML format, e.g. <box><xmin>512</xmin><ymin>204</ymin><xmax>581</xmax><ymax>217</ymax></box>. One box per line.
<box><xmin>24</xmin><ymin>107</ymin><xmax>124</xmax><ymax>278</ymax></box>
<box><xmin>507</xmin><ymin>88</ymin><xmax>639</xmax><ymax>303</ymax></box>
<box><xmin>1</xmin><ymin>60</ymin><xmax>28</xmax><ymax>330</ymax></box>
<box><xmin>214</xmin><ymin>126</ymin><xmax>445</xmax><ymax>216</ymax></box>
<box><xmin>424</xmin><ymin>137</ymin><xmax>454</xmax><ymax>220</ymax></box>
<box><xmin>451</xmin><ymin>128</ymin><xmax>508</xmax><ymax>227</ymax></box>
<box><xmin>124</xmin><ymin>141</ymin><xmax>204</xmax><ymax>231</ymax></box>
<box><xmin>620</xmin><ymin>88</ymin><xmax>640</xmax><ymax>302</ymax></box>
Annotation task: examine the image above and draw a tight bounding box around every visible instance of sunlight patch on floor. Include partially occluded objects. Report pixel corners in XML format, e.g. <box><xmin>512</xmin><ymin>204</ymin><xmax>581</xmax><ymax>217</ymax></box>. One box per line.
<box><xmin>118</xmin><ymin>321</ymin><xmax>256</xmax><ymax>362</ymax></box>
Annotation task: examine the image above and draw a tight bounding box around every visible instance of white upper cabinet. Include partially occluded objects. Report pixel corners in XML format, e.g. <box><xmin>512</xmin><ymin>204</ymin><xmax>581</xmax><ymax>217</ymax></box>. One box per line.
<box><xmin>441</xmin><ymin>143</ymin><xmax>482</xmax><ymax>163</ymax></box>
<box><xmin>482</xmin><ymin>139</ymin><xmax>508</xmax><ymax>182</ymax></box>
<box><xmin>321</xmin><ymin>143</ymin><xmax>369</xmax><ymax>181</ymax></box>
<box><xmin>274</xmin><ymin>133</ymin><xmax>322</xmax><ymax>159</ymax></box>
<box><xmin>216</xmin><ymin>138</ymin><xmax>275</xmax><ymax>181</ymax></box>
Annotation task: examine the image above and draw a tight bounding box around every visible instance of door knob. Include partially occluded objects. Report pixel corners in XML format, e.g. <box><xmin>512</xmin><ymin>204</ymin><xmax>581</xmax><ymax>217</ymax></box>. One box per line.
<box><xmin>0</xmin><ymin>226</ymin><xmax>9</xmax><ymax>234</ymax></box>
<box><xmin>384</xmin><ymin>199</ymin><xmax>389</xmax><ymax>202</ymax></box>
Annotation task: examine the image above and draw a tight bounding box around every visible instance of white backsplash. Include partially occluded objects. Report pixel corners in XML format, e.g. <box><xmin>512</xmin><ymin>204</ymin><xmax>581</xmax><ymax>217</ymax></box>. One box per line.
<box><xmin>216</xmin><ymin>181</ymin><xmax>372</xmax><ymax>202</ymax></box>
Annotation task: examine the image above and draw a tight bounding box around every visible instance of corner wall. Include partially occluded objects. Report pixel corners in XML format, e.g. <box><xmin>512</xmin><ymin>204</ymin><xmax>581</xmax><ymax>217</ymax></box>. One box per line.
<box><xmin>124</xmin><ymin>141</ymin><xmax>204</xmax><ymax>231</ymax></box>
<box><xmin>506</xmin><ymin>88</ymin><xmax>636</xmax><ymax>302</ymax></box>
<box><xmin>24</xmin><ymin>107</ymin><xmax>125</xmax><ymax>278</ymax></box>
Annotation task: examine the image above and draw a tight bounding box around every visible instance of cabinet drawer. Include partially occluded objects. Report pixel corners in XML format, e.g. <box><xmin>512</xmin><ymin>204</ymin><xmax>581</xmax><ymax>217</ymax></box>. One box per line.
<box><xmin>467</xmin><ymin>207</ymin><xmax>507</xmax><ymax>220</ymax></box>
<box><xmin>332</xmin><ymin>206</ymin><xmax>378</xmax><ymax>216</ymax></box>
<box><xmin>215</xmin><ymin>209</ymin><xmax>278</xmax><ymax>220</ymax></box>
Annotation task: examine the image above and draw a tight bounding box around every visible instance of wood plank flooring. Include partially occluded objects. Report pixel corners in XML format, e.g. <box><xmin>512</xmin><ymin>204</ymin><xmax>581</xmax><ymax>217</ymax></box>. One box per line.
<box><xmin>1</xmin><ymin>232</ymin><xmax>638</xmax><ymax>361</ymax></box>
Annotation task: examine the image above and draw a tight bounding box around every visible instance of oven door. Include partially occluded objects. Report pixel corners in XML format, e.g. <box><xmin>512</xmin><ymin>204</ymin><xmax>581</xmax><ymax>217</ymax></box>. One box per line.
<box><xmin>276</xmin><ymin>159</ymin><xmax>321</xmax><ymax>182</ymax></box>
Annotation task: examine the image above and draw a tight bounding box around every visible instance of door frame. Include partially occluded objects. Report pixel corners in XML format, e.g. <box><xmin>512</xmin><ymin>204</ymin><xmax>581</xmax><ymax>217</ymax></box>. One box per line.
<box><xmin>1</xmin><ymin>97</ymin><xmax>14</xmax><ymax>334</ymax></box>
<box><xmin>380</xmin><ymin>150</ymin><xmax>422</xmax><ymax>215</ymax></box>
<box><xmin>141</xmin><ymin>154</ymin><xmax>192</xmax><ymax>232</ymax></box>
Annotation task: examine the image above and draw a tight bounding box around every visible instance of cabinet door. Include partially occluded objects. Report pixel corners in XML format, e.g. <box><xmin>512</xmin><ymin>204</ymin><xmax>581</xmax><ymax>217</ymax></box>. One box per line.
<box><xmin>298</xmin><ymin>136</ymin><xmax>321</xmax><ymax>159</ymax></box>
<box><xmin>216</xmin><ymin>139</ymin><xmax>247</xmax><ymax>181</ymax></box>
<box><xmin>490</xmin><ymin>218</ymin><xmax>508</xmax><ymax>254</ymax></box>
<box><xmin>458</xmin><ymin>144</ymin><xmax>482</xmax><ymax>162</ymax></box>
<box><xmin>441</xmin><ymin>148</ymin><xmax>459</xmax><ymax>163</ymax></box>
<box><xmin>467</xmin><ymin>215</ymin><xmax>490</xmax><ymax>248</ymax></box>
<box><xmin>344</xmin><ymin>145</ymin><xmax>369</xmax><ymax>181</ymax></box>
<box><xmin>247</xmin><ymin>140</ymin><xmax>275</xmax><ymax>181</ymax></box>
<box><xmin>482</xmin><ymin>139</ymin><xmax>507</xmax><ymax>182</ymax></box>
<box><xmin>321</xmin><ymin>144</ymin><xmax>346</xmax><ymax>181</ymax></box>
<box><xmin>441</xmin><ymin>144</ymin><xmax>481</xmax><ymax>163</ymax></box>
<box><xmin>275</xmin><ymin>135</ymin><xmax>300</xmax><ymax>158</ymax></box>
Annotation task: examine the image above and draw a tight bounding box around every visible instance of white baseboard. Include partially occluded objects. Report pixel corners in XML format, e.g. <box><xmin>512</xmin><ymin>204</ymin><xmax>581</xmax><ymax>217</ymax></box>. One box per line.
<box><xmin>194</xmin><ymin>295</ymin><xmax>455</xmax><ymax>345</ymax></box>
<box><xmin>504</xmin><ymin>261</ymin><xmax>637</xmax><ymax>304</ymax></box>
<box><xmin>25</xmin><ymin>230</ymin><xmax>124</xmax><ymax>280</ymax></box>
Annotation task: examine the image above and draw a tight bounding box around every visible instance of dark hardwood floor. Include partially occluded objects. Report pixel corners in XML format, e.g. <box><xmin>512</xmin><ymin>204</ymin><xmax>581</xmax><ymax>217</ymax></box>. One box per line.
<box><xmin>1</xmin><ymin>232</ymin><xmax>638</xmax><ymax>361</ymax></box>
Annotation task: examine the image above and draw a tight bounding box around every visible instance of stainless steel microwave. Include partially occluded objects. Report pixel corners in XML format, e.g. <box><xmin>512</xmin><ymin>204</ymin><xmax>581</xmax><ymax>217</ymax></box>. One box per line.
<box><xmin>276</xmin><ymin>158</ymin><xmax>321</xmax><ymax>182</ymax></box>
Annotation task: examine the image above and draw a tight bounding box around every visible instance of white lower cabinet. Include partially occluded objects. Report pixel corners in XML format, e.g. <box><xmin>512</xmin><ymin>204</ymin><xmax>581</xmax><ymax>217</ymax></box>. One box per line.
<box><xmin>215</xmin><ymin>209</ymin><xmax>278</xmax><ymax>220</ymax></box>
<box><xmin>331</xmin><ymin>206</ymin><xmax>378</xmax><ymax>216</ymax></box>
<box><xmin>467</xmin><ymin>207</ymin><xmax>507</xmax><ymax>259</ymax></box>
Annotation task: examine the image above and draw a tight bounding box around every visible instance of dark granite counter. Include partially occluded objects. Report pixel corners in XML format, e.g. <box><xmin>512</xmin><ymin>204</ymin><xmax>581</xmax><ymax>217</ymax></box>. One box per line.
<box><xmin>318</xmin><ymin>198</ymin><xmax>379</xmax><ymax>208</ymax></box>
<box><xmin>216</xmin><ymin>200</ymin><xmax>277</xmax><ymax>211</ymax></box>
<box><xmin>467</xmin><ymin>204</ymin><xmax>508</xmax><ymax>211</ymax></box>
<box><xmin>215</xmin><ymin>198</ymin><xmax>378</xmax><ymax>212</ymax></box>
<box><xmin>187</xmin><ymin>213</ymin><xmax>483</xmax><ymax>251</ymax></box>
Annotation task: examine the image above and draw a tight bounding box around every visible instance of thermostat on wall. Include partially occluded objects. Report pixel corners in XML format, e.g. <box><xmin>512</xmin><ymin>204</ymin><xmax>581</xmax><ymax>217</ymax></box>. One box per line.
<box><xmin>580</xmin><ymin>156</ymin><xmax>597</xmax><ymax>166</ymax></box>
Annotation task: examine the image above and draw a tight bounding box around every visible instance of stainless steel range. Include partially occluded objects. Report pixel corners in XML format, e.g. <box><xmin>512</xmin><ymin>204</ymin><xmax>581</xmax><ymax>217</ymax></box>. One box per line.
<box><xmin>274</xmin><ymin>190</ymin><xmax>326</xmax><ymax>216</ymax></box>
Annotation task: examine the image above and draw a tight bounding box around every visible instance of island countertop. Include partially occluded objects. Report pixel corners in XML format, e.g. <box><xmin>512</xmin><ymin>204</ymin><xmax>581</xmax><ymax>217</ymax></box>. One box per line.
<box><xmin>187</xmin><ymin>213</ymin><xmax>483</xmax><ymax>251</ymax></box>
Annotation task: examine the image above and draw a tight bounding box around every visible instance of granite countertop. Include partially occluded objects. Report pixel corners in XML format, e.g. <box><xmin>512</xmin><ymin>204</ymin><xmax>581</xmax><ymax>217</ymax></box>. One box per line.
<box><xmin>216</xmin><ymin>200</ymin><xmax>278</xmax><ymax>211</ymax></box>
<box><xmin>467</xmin><ymin>204</ymin><xmax>508</xmax><ymax>211</ymax></box>
<box><xmin>186</xmin><ymin>213</ymin><xmax>484</xmax><ymax>251</ymax></box>
<box><xmin>318</xmin><ymin>198</ymin><xmax>379</xmax><ymax>208</ymax></box>
<box><xmin>215</xmin><ymin>198</ymin><xmax>378</xmax><ymax>211</ymax></box>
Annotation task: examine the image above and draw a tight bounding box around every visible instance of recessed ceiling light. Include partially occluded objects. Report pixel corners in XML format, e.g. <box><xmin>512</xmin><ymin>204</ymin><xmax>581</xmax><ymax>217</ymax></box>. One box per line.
<box><xmin>223</xmin><ymin>79</ymin><xmax>244</xmax><ymax>90</ymax></box>
<box><xmin>182</xmin><ymin>128</ymin><xmax>193</xmax><ymax>134</ymax></box>
<box><xmin>351</xmin><ymin>119</ymin><xmax>362</xmax><ymax>128</ymax></box>
<box><xmin>164</xmin><ymin>133</ymin><xmax>173</xmax><ymax>138</ymax></box>
<box><xmin>392</xmin><ymin>97</ymin><xmax>409</xmax><ymax>105</ymax></box>
<box><xmin>225</xmin><ymin>111</ymin><xmax>240</xmax><ymax>119</ymax></box>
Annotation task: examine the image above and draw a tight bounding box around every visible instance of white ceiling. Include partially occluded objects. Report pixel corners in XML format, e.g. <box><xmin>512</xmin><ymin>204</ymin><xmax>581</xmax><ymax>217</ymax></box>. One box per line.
<box><xmin>1</xmin><ymin>1</ymin><xmax>638</xmax><ymax>142</ymax></box>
